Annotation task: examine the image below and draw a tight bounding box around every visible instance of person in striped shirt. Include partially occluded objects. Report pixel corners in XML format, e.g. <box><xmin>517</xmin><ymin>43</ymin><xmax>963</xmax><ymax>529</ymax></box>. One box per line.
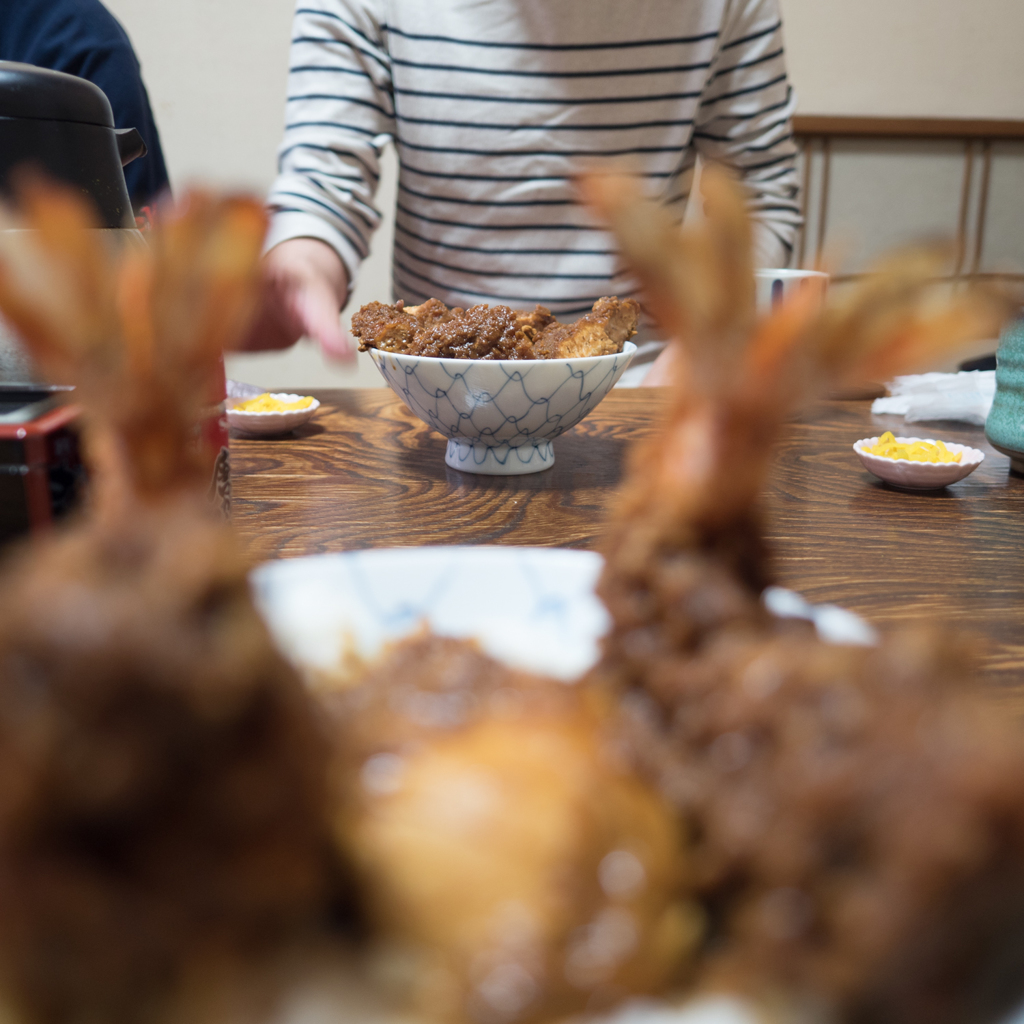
<box><xmin>247</xmin><ymin>0</ymin><xmax>801</xmax><ymax>367</ymax></box>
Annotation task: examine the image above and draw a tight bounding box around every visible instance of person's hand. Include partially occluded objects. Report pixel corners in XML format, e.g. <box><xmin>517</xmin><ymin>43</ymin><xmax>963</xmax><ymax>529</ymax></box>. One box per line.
<box><xmin>242</xmin><ymin>237</ymin><xmax>354</xmax><ymax>359</ymax></box>
<box><xmin>642</xmin><ymin>342</ymin><xmax>682</xmax><ymax>386</ymax></box>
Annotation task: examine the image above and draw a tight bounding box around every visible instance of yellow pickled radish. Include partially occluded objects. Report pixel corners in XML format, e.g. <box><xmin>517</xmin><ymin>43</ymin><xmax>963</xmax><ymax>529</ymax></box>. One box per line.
<box><xmin>235</xmin><ymin>393</ymin><xmax>315</xmax><ymax>413</ymax></box>
<box><xmin>863</xmin><ymin>430</ymin><xmax>962</xmax><ymax>464</ymax></box>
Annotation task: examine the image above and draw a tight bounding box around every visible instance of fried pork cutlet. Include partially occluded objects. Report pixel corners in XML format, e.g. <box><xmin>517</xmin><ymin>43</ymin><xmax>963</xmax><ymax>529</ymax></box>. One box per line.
<box><xmin>351</xmin><ymin>296</ymin><xmax>639</xmax><ymax>360</ymax></box>
<box><xmin>532</xmin><ymin>296</ymin><xmax>640</xmax><ymax>359</ymax></box>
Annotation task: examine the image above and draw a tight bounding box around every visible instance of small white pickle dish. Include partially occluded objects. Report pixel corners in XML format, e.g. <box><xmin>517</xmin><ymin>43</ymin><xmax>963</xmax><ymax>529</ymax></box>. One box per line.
<box><xmin>226</xmin><ymin>382</ymin><xmax>320</xmax><ymax>437</ymax></box>
<box><xmin>853</xmin><ymin>435</ymin><xmax>985</xmax><ymax>489</ymax></box>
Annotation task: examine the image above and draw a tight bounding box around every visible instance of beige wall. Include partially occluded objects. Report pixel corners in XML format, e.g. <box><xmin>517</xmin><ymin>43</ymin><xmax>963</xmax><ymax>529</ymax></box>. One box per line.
<box><xmin>104</xmin><ymin>0</ymin><xmax>394</xmax><ymax>387</ymax></box>
<box><xmin>106</xmin><ymin>0</ymin><xmax>1024</xmax><ymax>191</ymax></box>
<box><xmin>103</xmin><ymin>0</ymin><xmax>1024</xmax><ymax>388</ymax></box>
<box><xmin>104</xmin><ymin>0</ymin><xmax>293</xmax><ymax>192</ymax></box>
<box><xmin>780</xmin><ymin>0</ymin><xmax>1024</xmax><ymax>119</ymax></box>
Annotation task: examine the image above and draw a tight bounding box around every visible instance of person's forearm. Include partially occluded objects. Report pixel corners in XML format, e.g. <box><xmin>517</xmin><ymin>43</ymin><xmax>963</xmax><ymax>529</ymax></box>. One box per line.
<box><xmin>692</xmin><ymin>0</ymin><xmax>802</xmax><ymax>267</ymax></box>
<box><xmin>266</xmin><ymin>0</ymin><xmax>395</xmax><ymax>290</ymax></box>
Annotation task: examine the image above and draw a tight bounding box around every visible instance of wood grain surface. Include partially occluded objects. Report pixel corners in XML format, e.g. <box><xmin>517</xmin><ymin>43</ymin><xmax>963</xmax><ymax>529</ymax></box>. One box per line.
<box><xmin>232</xmin><ymin>389</ymin><xmax>1024</xmax><ymax>690</ymax></box>
<box><xmin>764</xmin><ymin>402</ymin><xmax>1024</xmax><ymax>695</ymax></box>
<box><xmin>793</xmin><ymin>114</ymin><xmax>1024</xmax><ymax>140</ymax></box>
<box><xmin>230</xmin><ymin>389</ymin><xmax>660</xmax><ymax>557</ymax></box>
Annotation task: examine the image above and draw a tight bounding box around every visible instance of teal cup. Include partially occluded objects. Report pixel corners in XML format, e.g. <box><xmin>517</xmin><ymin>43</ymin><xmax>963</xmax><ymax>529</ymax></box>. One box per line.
<box><xmin>985</xmin><ymin>315</ymin><xmax>1024</xmax><ymax>474</ymax></box>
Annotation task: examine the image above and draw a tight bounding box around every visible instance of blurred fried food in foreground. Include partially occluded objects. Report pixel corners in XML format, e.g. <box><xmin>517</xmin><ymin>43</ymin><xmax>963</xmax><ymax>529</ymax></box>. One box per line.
<box><xmin>583</xmin><ymin>166</ymin><xmax>1024</xmax><ymax>1024</ymax></box>
<box><xmin>0</xmin><ymin>180</ymin><xmax>333</xmax><ymax>1024</ymax></box>
<box><xmin>0</xmin><ymin>166</ymin><xmax>1022</xmax><ymax>1024</ymax></box>
<box><xmin>321</xmin><ymin>634</ymin><xmax>699</xmax><ymax>1024</ymax></box>
<box><xmin>0</xmin><ymin>178</ymin><xmax>265</xmax><ymax>501</ymax></box>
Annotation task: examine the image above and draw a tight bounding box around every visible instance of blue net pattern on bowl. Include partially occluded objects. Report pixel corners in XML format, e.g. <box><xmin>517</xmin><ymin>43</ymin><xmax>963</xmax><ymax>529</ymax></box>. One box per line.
<box><xmin>371</xmin><ymin>348</ymin><xmax>635</xmax><ymax>449</ymax></box>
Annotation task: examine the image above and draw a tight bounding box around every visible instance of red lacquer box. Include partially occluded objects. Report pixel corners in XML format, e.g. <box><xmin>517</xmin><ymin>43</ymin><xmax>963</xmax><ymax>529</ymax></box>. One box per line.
<box><xmin>0</xmin><ymin>386</ymin><xmax>83</xmax><ymax>543</ymax></box>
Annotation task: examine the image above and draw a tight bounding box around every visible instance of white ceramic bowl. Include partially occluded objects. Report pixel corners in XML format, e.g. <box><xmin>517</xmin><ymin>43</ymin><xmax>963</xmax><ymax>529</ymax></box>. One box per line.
<box><xmin>853</xmin><ymin>435</ymin><xmax>985</xmax><ymax>489</ymax></box>
<box><xmin>226</xmin><ymin>392</ymin><xmax>320</xmax><ymax>436</ymax></box>
<box><xmin>367</xmin><ymin>343</ymin><xmax>636</xmax><ymax>475</ymax></box>
<box><xmin>252</xmin><ymin>547</ymin><xmax>609</xmax><ymax>682</ymax></box>
<box><xmin>250</xmin><ymin>547</ymin><xmax>876</xmax><ymax>689</ymax></box>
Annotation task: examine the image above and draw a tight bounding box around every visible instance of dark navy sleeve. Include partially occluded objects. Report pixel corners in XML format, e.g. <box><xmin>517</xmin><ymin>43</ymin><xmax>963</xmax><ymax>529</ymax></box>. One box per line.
<box><xmin>0</xmin><ymin>0</ymin><xmax>170</xmax><ymax>211</ymax></box>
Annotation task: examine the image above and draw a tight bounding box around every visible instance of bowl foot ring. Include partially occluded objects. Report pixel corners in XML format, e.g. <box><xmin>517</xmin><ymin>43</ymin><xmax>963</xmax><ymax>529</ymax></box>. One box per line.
<box><xmin>445</xmin><ymin>439</ymin><xmax>555</xmax><ymax>475</ymax></box>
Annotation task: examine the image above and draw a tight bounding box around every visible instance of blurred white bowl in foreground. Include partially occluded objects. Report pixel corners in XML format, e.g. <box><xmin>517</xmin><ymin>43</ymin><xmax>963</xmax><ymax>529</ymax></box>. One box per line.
<box><xmin>251</xmin><ymin>547</ymin><xmax>876</xmax><ymax>688</ymax></box>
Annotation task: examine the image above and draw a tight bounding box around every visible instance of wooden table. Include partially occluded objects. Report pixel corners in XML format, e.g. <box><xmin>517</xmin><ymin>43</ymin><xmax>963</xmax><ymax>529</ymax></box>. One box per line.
<box><xmin>231</xmin><ymin>389</ymin><xmax>657</xmax><ymax>554</ymax></box>
<box><xmin>232</xmin><ymin>389</ymin><xmax>1024</xmax><ymax>692</ymax></box>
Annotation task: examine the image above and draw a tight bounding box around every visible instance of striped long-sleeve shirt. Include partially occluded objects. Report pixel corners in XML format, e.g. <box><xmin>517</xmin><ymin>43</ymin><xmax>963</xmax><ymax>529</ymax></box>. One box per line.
<box><xmin>266</xmin><ymin>0</ymin><xmax>801</xmax><ymax>317</ymax></box>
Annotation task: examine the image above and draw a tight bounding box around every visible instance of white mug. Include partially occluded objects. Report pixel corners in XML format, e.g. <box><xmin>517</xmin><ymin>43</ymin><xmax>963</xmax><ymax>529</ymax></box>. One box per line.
<box><xmin>755</xmin><ymin>269</ymin><xmax>829</xmax><ymax>312</ymax></box>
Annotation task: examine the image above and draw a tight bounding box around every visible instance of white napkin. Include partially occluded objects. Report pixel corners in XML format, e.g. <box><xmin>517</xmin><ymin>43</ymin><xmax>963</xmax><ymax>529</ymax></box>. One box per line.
<box><xmin>871</xmin><ymin>370</ymin><xmax>995</xmax><ymax>426</ymax></box>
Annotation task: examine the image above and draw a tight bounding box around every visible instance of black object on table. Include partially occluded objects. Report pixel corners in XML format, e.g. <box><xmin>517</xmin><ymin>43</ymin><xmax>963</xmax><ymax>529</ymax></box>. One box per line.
<box><xmin>0</xmin><ymin>385</ymin><xmax>82</xmax><ymax>543</ymax></box>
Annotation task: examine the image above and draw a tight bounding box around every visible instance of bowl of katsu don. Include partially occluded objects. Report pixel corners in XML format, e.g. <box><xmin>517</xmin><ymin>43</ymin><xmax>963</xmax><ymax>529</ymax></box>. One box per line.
<box><xmin>351</xmin><ymin>296</ymin><xmax>638</xmax><ymax>474</ymax></box>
